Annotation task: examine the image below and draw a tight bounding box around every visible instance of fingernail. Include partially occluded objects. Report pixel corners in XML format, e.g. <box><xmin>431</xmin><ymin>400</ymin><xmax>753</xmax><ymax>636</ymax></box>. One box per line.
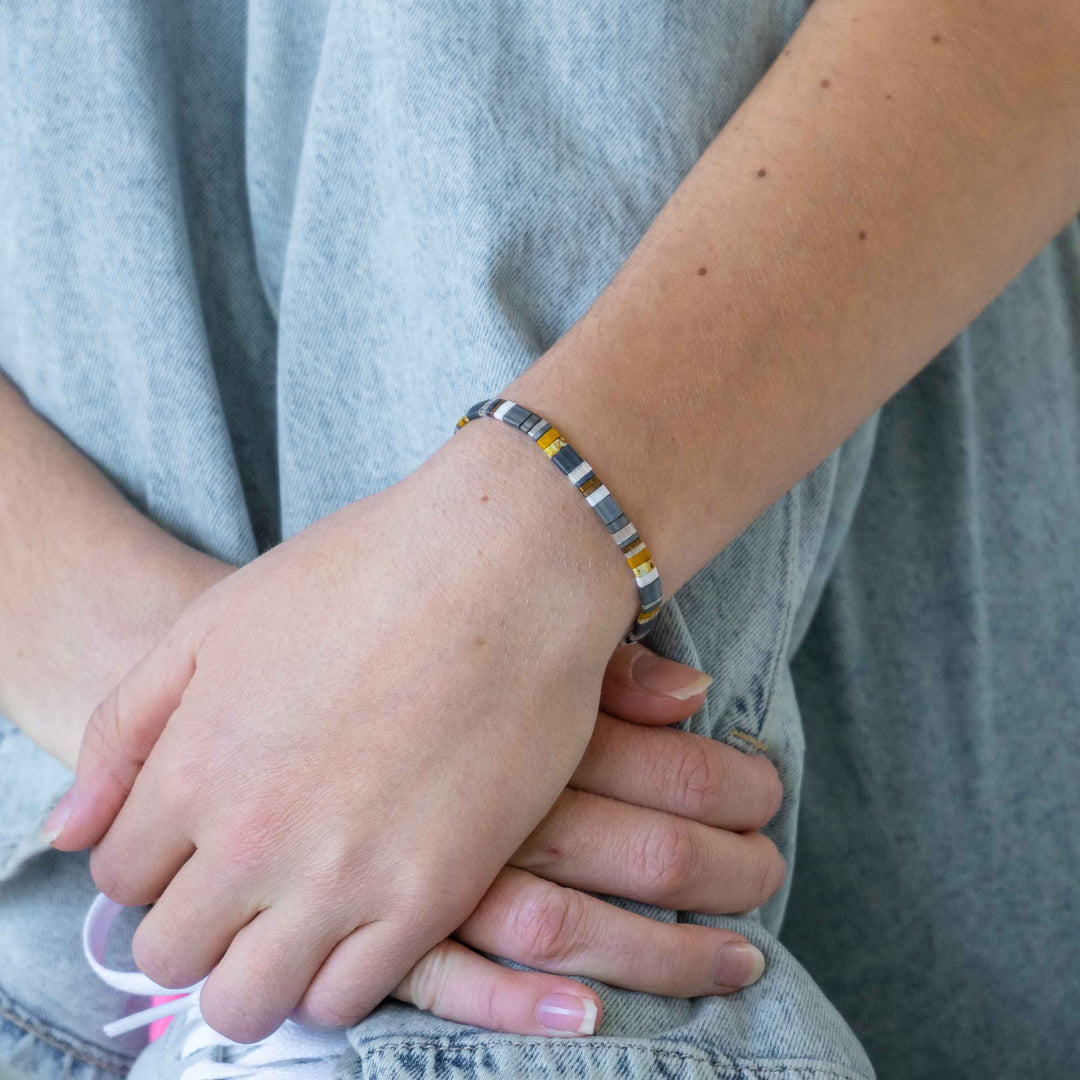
<box><xmin>536</xmin><ymin>993</ymin><xmax>598</xmax><ymax>1035</ymax></box>
<box><xmin>37</xmin><ymin>785</ymin><xmax>78</xmax><ymax>845</ymax></box>
<box><xmin>715</xmin><ymin>942</ymin><xmax>766</xmax><ymax>988</ymax></box>
<box><xmin>630</xmin><ymin>648</ymin><xmax>713</xmax><ymax>700</ymax></box>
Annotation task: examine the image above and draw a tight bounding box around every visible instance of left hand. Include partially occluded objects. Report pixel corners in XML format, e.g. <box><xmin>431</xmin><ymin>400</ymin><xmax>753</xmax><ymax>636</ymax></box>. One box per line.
<box><xmin>389</xmin><ymin>645</ymin><xmax>783</xmax><ymax>1036</ymax></box>
<box><xmin>43</xmin><ymin>418</ymin><xmax>692</xmax><ymax>1041</ymax></box>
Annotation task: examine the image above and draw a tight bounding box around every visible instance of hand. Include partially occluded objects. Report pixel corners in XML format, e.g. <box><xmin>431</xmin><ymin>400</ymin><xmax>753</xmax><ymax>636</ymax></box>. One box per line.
<box><xmin>55</xmin><ymin>606</ymin><xmax>784</xmax><ymax>1037</ymax></box>
<box><xmin>53</xmin><ymin>587</ymin><xmax>782</xmax><ymax>1039</ymax></box>
<box><xmin>8</xmin><ymin>368</ymin><xmax>782</xmax><ymax>1039</ymax></box>
<box><xmin>388</xmin><ymin>640</ymin><xmax>783</xmax><ymax>1036</ymax></box>
<box><xmin>46</xmin><ymin>418</ymin><xmax>679</xmax><ymax>1041</ymax></box>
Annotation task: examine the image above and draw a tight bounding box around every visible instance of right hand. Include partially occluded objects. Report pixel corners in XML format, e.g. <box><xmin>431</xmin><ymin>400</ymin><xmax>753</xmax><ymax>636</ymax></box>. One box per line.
<box><xmin>51</xmin><ymin>429</ymin><xmax>780</xmax><ymax>1043</ymax></box>
<box><xmin>7</xmin><ymin>370</ymin><xmax>783</xmax><ymax>1040</ymax></box>
<box><xmin>50</xmin><ymin>541</ymin><xmax>782</xmax><ymax>1039</ymax></box>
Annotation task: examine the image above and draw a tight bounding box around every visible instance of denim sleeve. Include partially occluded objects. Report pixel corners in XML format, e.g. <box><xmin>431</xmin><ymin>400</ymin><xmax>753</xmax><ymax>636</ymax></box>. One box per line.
<box><xmin>0</xmin><ymin>3</ymin><xmax>886</xmax><ymax>1075</ymax></box>
<box><xmin>334</xmin><ymin>419</ymin><xmax>881</xmax><ymax>1080</ymax></box>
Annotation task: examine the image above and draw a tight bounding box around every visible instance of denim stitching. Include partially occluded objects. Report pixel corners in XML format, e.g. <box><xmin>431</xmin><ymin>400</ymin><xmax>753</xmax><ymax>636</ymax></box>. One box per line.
<box><xmin>767</xmin><ymin>487</ymin><xmax>800</xmax><ymax>722</ymax></box>
<box><xmin>353</xmin><ymin>1039</ymin><xmax>870</xmax><ymax>1080</ymax></box>
<box><xmin>0</xmin><ymin>1002</ymin><xmax>129</xmax><ymax>1076</ymax></box>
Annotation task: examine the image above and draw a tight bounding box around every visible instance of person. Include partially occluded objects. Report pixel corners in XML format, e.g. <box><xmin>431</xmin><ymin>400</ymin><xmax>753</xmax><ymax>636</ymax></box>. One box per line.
<box><xmin>2</xmin><ymin>1</ymin><xmax>1078</xmax><ymax>1079</ymax></box>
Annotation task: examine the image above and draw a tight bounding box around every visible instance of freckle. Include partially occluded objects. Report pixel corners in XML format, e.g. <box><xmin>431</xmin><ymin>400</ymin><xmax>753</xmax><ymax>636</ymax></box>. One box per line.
<box><xmin>858</xmin><ymin>230</ymin><xmax>867</xmax><ymax>240</ymax></box>
<box><xmin>757</xmin><ymin>167</ymin><xmax>768</xmax><ymax>178</ymax></box>
<box><xmin>931</xmin><ymin>33</ymin><xmax>942</xmax><ymax>43</ymax></box>
<box><xmin>885</xmin><ymin>92</ymin><xmax>894</xmax><ymax>100</ymax></box>
<box><xmin>784</xmin><ymin>49</ymin><xmax>792</xmax><ymax>57</ymax></box>
<box><xmin>480</xmin><ymin>493</ymin><xmax>489</xmax><ymax>502</ymax></box>
<box><xmin>697</xmin><ymin>266</ymin><xmax>708</xmax><ymax>276</ymax></box>
<box><xmin>820</xmin><ymin>78</ymin><xmax>831</xmax><ymax>89</ymax></box>
<box><xmin>474</xmin><ymin>636</ymin><xmax>486</xmax><ymax>647</ymax></box>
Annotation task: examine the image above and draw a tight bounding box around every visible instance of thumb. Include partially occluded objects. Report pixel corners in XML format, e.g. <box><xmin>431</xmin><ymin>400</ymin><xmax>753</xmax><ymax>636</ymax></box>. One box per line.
<box><xmin>598</xmin><ymin>642</ymin><xmax>713</xmax><ymax>726</ymax></box>
<box><xmin>40</xmin><ymin>621</ymin><xmax>198</xmax><ymax>852</ymax></box>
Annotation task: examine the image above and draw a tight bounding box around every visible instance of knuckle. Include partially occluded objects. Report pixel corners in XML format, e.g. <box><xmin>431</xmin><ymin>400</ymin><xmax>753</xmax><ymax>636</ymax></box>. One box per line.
<box><xmin>131</xmin><ymin>928</ymin><xmax>190</xmax><ymax>990</ymax></box>
<box><xmin>738</xmin><ymin>754</ymin><xmax>784</xmax><ymax>829</ymax></box>
<box><xmin>758</xmin><ymin>759</ymin><xmax>784</xmax><ymax>825</ymax></box>
<box><xmin>89</xmin><ymin>847</ymin><xmax>152</xmax><ymax>907</ymax></box>
<box><xmin>668</xmin><ymin>741</ymin><xmax>721</xmax><ymax>820</ymax></box>
<box><xmin>216</xmin><ymin>807</ymin><xmax>287</xmax><ymax>878</ymax></box>
<box><xmin>86</xmin><ymin>691</ymin><xmax>124</xmax><ymax>759</ymax></box>
<box><xmin>200</xmin><ymin>996</ymin><xmax>280</xmax><ymax>1045</ymax></box>
<box><xmin>403</xmin><ymin>944</ymin><xmax>454</xmax><ymax>1016</ymax></box>
<box><xmin>155</xmin><ymin>757</ymin><xmax>199</xmax><ymax>820</ymax></box>
<box><xmin>297</xmin><ymin>983</ymin><xmax>363</xmax><ymax>1030</ymax></box>
<box><xmin>745</xmin><ymin>833</ymin><xmax>787</xmax><ymax>907</ymax></box>
<box><xmin>630</xmin><ymin>818</ymin><xmax>696</xmax><ymax>901</ymax></box>
<box><xmin>509</xmin><ymin>884</ymin><xmax>585</xmax><ymax>967</ymax></box>
<box><xmin>474</xmin><ymin>978</ymin><xmax>502</xmax><ymax>1032</ymax></box>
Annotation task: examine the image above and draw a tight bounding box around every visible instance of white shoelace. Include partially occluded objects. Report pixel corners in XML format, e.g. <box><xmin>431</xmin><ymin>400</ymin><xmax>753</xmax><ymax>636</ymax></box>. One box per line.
<box><xmin>83</xmin><ymin>894</ymin><xmax>348</xmax><ymax>1080</ymax></box>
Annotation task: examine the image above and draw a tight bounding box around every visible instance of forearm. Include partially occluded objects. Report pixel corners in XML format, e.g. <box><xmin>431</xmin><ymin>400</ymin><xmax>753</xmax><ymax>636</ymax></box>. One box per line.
<box><xmin>0</xmin><ymin>371</ymin><xmax>231</xmax><ymax>768</ymax></box>
<box><xmin>505</xmin><ymin>0</ymin><xmax>1080</xmax><ymax>600</ymax></box>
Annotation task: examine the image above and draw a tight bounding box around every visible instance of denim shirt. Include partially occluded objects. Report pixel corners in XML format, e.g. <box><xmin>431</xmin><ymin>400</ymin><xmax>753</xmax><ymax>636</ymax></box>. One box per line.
<box><xmin>1</xmin><ymin>4</ymin><xmax>1077</xmax><ymax>1079</ymax></box>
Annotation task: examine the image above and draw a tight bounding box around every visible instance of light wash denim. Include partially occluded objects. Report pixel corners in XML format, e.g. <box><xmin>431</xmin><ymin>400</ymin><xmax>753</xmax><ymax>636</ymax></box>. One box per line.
<box><xmin>0</xmin><ymin>3</ymin><xmax>1077</xmax><ymax>1079</ymax></box>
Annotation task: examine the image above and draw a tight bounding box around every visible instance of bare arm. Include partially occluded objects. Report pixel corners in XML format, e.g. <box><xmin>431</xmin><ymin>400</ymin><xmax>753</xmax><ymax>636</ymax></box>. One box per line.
<box><xmin>505</xmin><ymin>0</ymin><xmax>1080</xmax><ymax>609</ymax></box>
<box><xmin>0</xmin><ymin>372</ymin><xmax>231</xmax><ymax>768</ymax></box>
<box><xmin>34</xmin><ymin>0</ymin><xmax>1080</xmax><ymax>1037</ymax></box>
<box><xmin>0</xmin><ymin>371</ymin><xmax>784</xmax><ymax>1031</ymax></box>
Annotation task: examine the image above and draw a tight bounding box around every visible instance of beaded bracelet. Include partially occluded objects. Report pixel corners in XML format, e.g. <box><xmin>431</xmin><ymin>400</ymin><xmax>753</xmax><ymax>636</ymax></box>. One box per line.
<box><xmin>454</xmin><ymin>398</ymin><xmax>663</xmax><ymax>644</ymax></box>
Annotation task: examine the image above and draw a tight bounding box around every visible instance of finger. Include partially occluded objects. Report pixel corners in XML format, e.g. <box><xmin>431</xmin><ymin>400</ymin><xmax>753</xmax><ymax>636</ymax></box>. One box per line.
<box><xmin>198</xmin><ymin>906</ymin><xmax>341</xmax><ymax>1043</ymax></box>
<box><xmin>458</xmin><ymin>867</ymin><xmax>767</xmax><ymax>996</ymax></box>
<box><xmin>393</xmin><ymin>939</ymin><xmax>602</xmax><ymax>1036</ymax></box>
<box><xmin>88</xmin><ymin>726</ymin><xmax>198</xmax><ymax>906</ymax></box>
<box><xmin>46</xmin><ymin>619</ymin><xmax>200</xmax><ymax>853</ymax></box>
<box><xmin>292</xmin><ymin>918</ymin><xmax>412</xmax><ymax>1032</ymax></box>
<box><xmin>599</xmin><ymin>642</ymin><xmax>712</xmax><ymax>724</ymax></box>
<box><xmin>127</xmin><ymin>851</ymin><xmax>260</xmax><ymax>989</ymax></box>
<box><xmin>512</xmin><ymin>789</ymin><xmax>787</xmax><ymax>914</ymax></box>
<box><xmin>572</xmin><ymin>712</ymin><xmax>783</xmax><ymax>829</ymax></box>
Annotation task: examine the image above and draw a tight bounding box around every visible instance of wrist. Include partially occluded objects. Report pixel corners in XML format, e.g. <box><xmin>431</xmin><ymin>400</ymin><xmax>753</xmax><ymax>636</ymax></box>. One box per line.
<box><xmin>420</xmin><ymin>412</ymin><xmax>640</xmax><ymax>659</ymax></box>
<box><xmin>3</xmin><ymin>544</ymin><xmax>234</xmax><ymax>772</ymax></box>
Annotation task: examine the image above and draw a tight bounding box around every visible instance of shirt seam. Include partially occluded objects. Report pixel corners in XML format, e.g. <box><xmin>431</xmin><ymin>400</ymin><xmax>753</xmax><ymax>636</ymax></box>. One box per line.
<box><xmin>352</xmin><ymin>1037</ymin><xmax>870</xmax><ymax>1080</ymax></box>
<box><xmin>0</xmin><ymin>994</ymin><xmax>131</xmax><ymax>1077</ymax></box>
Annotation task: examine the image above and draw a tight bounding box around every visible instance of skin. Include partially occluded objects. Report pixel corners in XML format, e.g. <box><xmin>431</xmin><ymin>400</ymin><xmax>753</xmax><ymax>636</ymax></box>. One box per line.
<box><xmin>35</xmin><ymin>0</ymin><xmax>1080</xmax><ymax>1045</ymax></box>
<box><xmin>508</xmin><ymin>0</ymin><xmax>1080</xmax><ymax>593</ymax></box>
<box><xmin>0</xmin><ymin>372</ymin><xmax>780</xmax><ymax>1040</ymax></box>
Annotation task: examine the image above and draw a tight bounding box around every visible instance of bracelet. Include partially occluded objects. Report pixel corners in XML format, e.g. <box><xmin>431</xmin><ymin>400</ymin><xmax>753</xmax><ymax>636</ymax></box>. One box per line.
<box><xmin>454</xmin><ymin>398</ymin><xmax>663</xmax><ymax>644</ymax></box>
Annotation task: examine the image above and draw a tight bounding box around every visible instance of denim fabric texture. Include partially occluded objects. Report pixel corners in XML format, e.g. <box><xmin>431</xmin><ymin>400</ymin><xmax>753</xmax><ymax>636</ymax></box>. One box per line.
<box><xmin>783</xmin><ymin>274</ymin><xmax>1080</xmax><ymax>1079</ymax></box>
<box><xmin>0</xmin><ymin>3</ymin><xmax>1076</xmax><ymax>1080</ymax></box>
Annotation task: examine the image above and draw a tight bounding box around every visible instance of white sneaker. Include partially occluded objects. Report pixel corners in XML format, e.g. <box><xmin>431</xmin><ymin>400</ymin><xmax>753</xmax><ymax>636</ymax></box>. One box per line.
<box><xmin>83</xmin><ymin>894</ymin><xmax>350</xmax><ymax>1080</ymax></box>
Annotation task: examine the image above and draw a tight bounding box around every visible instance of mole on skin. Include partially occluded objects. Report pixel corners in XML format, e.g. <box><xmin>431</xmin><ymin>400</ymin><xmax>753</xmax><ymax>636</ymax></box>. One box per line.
<box><xmin>931</xmin><ymin>33</ymin><xmax>942</xmax><ymax>43</ymax></box>
<box><xmin>858</xmin><ymin>230</ymin><xmax>867</xmax><ymax>240</ymax></box>
<box><xmin>697</xmin><ymin>266</ymin><xmax>708</xmax><ymax>276</ymax></box>
<box><xmin>474</xmin><ymin>637</ymin><xmax>486</xmax><ymax>647</ymax></box>
<box><xmin>757</xmin><ymin>167</ymin><xmax>768</xmax><ymax>178</ymax></box>
<box><xmin>480</xmin><ymin>493</ymin><xmax>489</xmax><ymax>502</ymax></box>
<box><xmin>820</xmin><ymin>78</ymin><xmax>831</xmax><ymax>89</ymax></box>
